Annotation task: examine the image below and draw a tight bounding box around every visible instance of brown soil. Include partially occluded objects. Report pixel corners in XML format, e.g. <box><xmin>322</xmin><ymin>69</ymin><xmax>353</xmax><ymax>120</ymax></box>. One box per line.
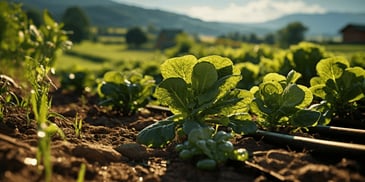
<box><xmin>1</xmin><ymin>90</ymin><xmax>364</xmax><ymax>182</ymax></box>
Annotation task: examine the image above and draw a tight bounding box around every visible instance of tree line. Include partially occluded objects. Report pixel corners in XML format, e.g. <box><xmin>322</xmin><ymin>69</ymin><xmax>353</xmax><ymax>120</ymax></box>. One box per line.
<box><xmin>24</xmin><ymin>5</ymin><xmax>307</xmax><ymax>48</ymax></box>
<box><xmin>219</xmin><ymin>22</ymin><xmax>307</xmax><ymax>48</ymax></box>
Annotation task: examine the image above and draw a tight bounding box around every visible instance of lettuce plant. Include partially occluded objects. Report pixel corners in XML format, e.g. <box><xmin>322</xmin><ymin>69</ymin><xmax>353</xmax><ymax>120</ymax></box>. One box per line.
<box><xmin>310</xmin><ymin>57</ymin><xmax>365</xmax><ymax>123</ymax></box>
<box><xmin>97</xmin><ymin>71</ymin><xmax>155</xmax><ymax>115</ymax></box>
<box><xmin>250</xmin><ymin>70</ymin><xmax>321</xmax><ymax>130</ymax></box>
<box><xmin>137</xmin><ymin>55</ymin><xmax>255</xmax><ymax>168</ymax></box>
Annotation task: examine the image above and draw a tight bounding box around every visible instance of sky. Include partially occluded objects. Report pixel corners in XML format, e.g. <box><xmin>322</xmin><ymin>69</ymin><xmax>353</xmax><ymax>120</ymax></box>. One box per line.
<box><xmin>114</xmin><ymin>0</ymin><xmax>365</xmax><ymax>23</ymax></box>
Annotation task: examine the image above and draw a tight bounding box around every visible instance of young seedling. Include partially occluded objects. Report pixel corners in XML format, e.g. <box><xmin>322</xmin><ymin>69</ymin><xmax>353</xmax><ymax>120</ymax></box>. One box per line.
<box><xmin>250</xmin><ymin>70</ymin><xmax>321</xmax><ymax>130</ymax></box>
<box><xmin>137</xmin><ymin>55</ymin><xmax>256</xmax><ymax>169</ymax></box>
<box><xmin>73</xmin><ymin>113</ymin><xmax>83</xmax><ymax>138</ymax></box>
<box><xmin>24</xmin><ymin>10</ymin><xmax>69</xmax><ymax>182</ymax></box>
<box><xmin>310</xmin><ymin>56</ymin><xmax>365</xmax><ymax>124</ymax></box>
<box><xmin>97</xmin><ymin>71</ymin><xmax>155</xmax><ymax>115</ymax></box>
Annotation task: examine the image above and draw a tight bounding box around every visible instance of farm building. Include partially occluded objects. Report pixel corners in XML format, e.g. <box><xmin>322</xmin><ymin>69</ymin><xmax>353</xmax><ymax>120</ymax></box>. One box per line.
<box><xmin>155</xmin><ymin>29</ymin><xmax>183</xmax><ymax>49</ymax></box>
<box><xmin>340</xmin><ymin>24</ymin><xmax>365</xmax><ymax>43</ymax></box>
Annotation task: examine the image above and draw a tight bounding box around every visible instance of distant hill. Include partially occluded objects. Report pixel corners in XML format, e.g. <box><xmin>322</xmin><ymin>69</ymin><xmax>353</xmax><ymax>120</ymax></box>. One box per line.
<box><xmin>12</xmin><ymin>0</ymin><xmax>365</xmax><ymax>37</ymax></box>
<box><xmin>252</xmin><ymin>12</ymin><xmax>365</xmax><ymax>36</ymax></box>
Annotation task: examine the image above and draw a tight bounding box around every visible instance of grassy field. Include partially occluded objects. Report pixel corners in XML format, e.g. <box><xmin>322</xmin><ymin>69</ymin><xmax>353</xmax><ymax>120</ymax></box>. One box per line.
<box><xmin>56</xmin><ymin>41</ymin><xmax>166</xmax><ymax>72</ymax></box>
<box><xmin>324</xmin><ymin>44</ymin><xmax>365</xmax><ymax>54</ymax></box>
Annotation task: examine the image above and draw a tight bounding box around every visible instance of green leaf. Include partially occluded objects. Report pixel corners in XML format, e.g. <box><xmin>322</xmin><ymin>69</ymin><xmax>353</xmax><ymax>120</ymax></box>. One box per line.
<box><xmin>263</xmin><ymin>73</ymin><xmax>286</xmax><ymax>84</ymax></box>
<box><xmin>198</xmin><ymin>55</ymin><xmax>234</xmax><ymax>78</ymax></box>
<box><xmin>297</xmin><ymin>85</ymin><xmax>314</xmax><ymax>108</ymax></box>
<box><xmin>99</xmin><ymin>82</ymin><xmax>123</xmax><ymax>98</ymax></box>
<box><xmin>250</xmin><ymin>98</ymin><xmax>271</xmax><ymax>117</ymax></box>
<box><xmin>155</xmin><ymin>78</ymin><xmax>189</xmax><ymax>114</ymax></box>
<box><xmin>199</xmin><ymin>55</ymin><xmax>241</xmax><ymax>98</ymax></box>
<box><xmin>316</xmin><ymin>57</ymin><xmax>349</xmax><ymax>80</ymax></box>
<box><xmin>192</xmin><ymin>62</ymin><xmax>218</xmax><ymax>95</ymax></box>
<box><xmin>260</xmin><ymin>81</ymin><xmax>283</xmax><ymax>108</ymax></box>
<box><xmin>310</xmin><ymin>76</ymin><xmax>324</xmax><ymax>86</ymax></box>
<box><xmin>219</xmin><ymin>89</ymin><xmax>253</xmax><ymax>115</ymax></box>
<box><xmin>286</xmin><ymin>70</ymin><xmax>302</xmax><ymax>84</ymax></box>
<box><xmin>310</xmin><ymin>84</ymin><xmax>326</xmax><ymax>99</ymax></box>
<box><xmin>160</xmin><ymin>55</ymin><xmax>197</xmax><ymax>83</ymax></box>
<box><xmin>103</xmin><ymin>71</ymin><xmax>124</xmax><ymax>83</ymax></box>
<box><xmin>136</xmin><ymin>120</ymin><xmax>176</xmax><ymax>147</ymax></box>
<box><xmin>228</xmin><ymin>119</ymin><xmax>257</xmax><ymax>135</ymax></box>
<box><xmin>291</xmin><ymin>110</ymin><xmax>321</xmax><ymax>127</ymax></box>
<box><xmin>43</xmin><ymin>10</ymin><xmax>56</xmax><ymax>28</ymax></box>
<box><xmin>281</xmin><ymin>84</ymin><xmax>305</xmax><ymax>108</ymax></box>
<box><xmin>340</xmin><ymin>67</ymin><xmax>365</xmax><ymax>102</ymax></box>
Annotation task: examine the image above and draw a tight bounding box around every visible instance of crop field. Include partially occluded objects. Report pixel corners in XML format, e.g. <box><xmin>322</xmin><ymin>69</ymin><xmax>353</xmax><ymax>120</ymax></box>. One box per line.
<box><xmin>1</xmin><ymin>2</ymin><xmax>365</xmax><ymax>182</ymax></box>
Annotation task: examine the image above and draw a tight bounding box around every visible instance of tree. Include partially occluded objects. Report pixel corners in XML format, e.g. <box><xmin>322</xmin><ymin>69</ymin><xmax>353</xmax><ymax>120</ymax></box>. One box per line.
<box><xmin>248</xmin><ymin>33</ymin><xmax>260</xmax><ymax>44</ymax></box>
<box><xmin>277</xmin><ymin>22</ymin><xmax>308</xmax><ymax>48</ymax></box>
<box><xmin>61</xmin><ymin>6</ymin><xmax>90</xmax><ymax>43</ymax></box>
<box><xmin>125</xmin><ymin>27</ymin><xmax>148</xmax><ymax>48</ymax></box>
<box><xmin>26</xmin><ymin>9</ymin><xmax>43</xmax><ymax>27</ymax></box>
<box><xmin>264</xmin><ymin>33</ymin><xmax>275</xmax><ymax>44</ymax></box>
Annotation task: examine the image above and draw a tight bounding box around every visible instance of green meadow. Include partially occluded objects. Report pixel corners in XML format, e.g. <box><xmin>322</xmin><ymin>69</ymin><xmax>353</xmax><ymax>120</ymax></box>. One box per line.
<box><xmin>56</xmin><ymin>40</ymin><xmax>166</xmax><ymax>72</ymax></box>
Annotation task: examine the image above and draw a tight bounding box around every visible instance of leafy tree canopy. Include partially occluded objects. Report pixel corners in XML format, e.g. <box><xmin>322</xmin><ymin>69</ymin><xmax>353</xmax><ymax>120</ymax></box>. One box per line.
<box><xmin>61</xmin><ymin>6</ymin><xmax>90</xmax><ymax>43</ymax></box>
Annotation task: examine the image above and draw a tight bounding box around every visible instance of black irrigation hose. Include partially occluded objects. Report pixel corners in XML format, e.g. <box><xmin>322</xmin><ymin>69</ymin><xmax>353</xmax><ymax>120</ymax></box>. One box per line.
<box><xmin>310</xmin><ymin>125</ymin><xmax>365</xmax><ymax>137</ymax></box>
<box><xmin>256</xmin><ymin>129</ymin><xmax>365</xmax><ymax>157</ymax></box>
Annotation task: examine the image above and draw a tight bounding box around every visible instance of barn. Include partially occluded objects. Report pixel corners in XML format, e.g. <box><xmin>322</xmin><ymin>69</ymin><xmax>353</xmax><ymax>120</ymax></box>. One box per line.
<box><xmin>340</xmin><ymin>24</ymin><xmax>365</xmax><ymax>44</ymax></box>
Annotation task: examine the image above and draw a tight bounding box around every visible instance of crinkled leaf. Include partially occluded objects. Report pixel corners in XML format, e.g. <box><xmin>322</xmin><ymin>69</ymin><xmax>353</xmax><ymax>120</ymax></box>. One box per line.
<box><xmin>263</xmin><ymin>73</ymin><xmax>286</xmax><ymax>84</ymax></box>
<box><xmin>310</xmin><ymin>76</ymin><xmax>324</xmax><ymax>87</ymax></box>
<box><xmin>260</xmin><ymin>81</ymin><xmax>282</xmax><ymax>108</ymax></box>
<box><xmin>137</xmin><ymin>120</ymin><xmax>176</xmax><ymax>148</ymax></box>
<box><xmin>155</xmin><ymin>78</ymin><xmax>189</xmax><ymax>114</ymax></box>
<box><xmin>219</xmin><ymin>89</ymin><xmax>253</xmax><ymax>115</ymax></box>
<box><xmin>160</xmin><ymin>55</ymin><xmax>197</xmax><ymax>83</ymax></box>
<box><xmin>297</xmin><ymin>85</ymin><xmax>314</xmax><ymax>108</ymax></box>
<box><xmin>192</xmin><ymin>62</ymin><xmax>218</xmax><ymax>95</ymax></box>
<box><xmin>103</xmin><ymin>71</ymin><xmax>124</xmax><ymax>83</ymax></box>
<box><xmin>316</xmin><ymin>57</ymin><xmax>349</xmax><ymax>80</ymax></box>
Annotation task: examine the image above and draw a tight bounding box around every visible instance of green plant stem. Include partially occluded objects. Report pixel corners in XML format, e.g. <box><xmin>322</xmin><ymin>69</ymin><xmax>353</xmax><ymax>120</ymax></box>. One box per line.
<box><xmin>77</xmin><ymin>163</ymin><xmax>86</xmax><ymax>182</ymax></box>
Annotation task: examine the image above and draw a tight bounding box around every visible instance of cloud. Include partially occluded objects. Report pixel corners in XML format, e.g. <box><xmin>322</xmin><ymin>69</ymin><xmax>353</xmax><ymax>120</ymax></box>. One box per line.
<box><xmin>184</xmin><ymin>0</ymin><xmax>326</xmax><ymax>23</ymax></box>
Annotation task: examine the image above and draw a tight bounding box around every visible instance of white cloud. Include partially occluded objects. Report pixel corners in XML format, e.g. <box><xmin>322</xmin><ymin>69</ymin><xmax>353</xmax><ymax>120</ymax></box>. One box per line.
<box><xmin>184</xmin><ymin>0</ymin><xmax>326</xmax><ymax>23</ymax></box>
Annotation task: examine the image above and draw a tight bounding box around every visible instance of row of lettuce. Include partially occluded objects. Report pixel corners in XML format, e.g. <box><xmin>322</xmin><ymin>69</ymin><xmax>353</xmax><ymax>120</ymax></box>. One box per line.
<box><xmin>133</xmin><ymin>54</ymin><xmax>364</xmax><ymax>169</ymax></box>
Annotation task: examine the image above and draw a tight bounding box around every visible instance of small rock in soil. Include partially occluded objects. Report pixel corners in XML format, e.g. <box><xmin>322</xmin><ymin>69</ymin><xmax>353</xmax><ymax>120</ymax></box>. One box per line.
<box><xmin>114</xmin><ymin>143</ymin><xmax>149</xmax><ymax>160</ymax></box>
<box><xmin>72</xmin><ymin>143</ymin><xmax>123</xmax><ymax>164</ymax></box>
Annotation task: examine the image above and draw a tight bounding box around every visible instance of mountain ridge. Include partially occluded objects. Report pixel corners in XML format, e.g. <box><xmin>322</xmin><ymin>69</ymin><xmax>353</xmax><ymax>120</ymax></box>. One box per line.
<box><xmin>12</xmin><ymin>0</ymin><xmax>365</xmax><ymax>37</ymax></box>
